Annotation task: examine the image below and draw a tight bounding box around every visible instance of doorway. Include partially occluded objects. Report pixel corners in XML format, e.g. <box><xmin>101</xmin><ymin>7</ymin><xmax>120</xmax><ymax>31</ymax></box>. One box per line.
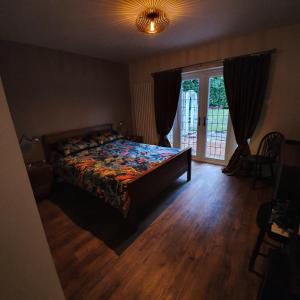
<box><xmin>169</xmin><ymin>67</ymin><xmax>235</xmax><ymax>165</ymax></box>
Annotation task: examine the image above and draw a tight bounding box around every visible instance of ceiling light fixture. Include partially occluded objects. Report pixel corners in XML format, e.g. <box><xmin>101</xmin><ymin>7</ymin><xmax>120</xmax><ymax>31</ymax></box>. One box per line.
<box><xmin>136</xmin><ymin>8</ymin><xmax>169</xmax><ymax>35</ymax></box>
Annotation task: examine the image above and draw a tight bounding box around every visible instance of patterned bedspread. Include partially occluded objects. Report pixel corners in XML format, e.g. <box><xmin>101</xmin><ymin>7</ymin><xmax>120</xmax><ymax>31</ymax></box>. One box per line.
<box><xmin>54</xmin><ymin>139</ymin><xmax>181</xmax><ymax>217</ymax></box>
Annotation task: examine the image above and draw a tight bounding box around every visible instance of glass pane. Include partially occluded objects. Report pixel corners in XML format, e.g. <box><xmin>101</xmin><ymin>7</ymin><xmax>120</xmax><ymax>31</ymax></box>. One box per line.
<box><xmin>205</xmin><ymin>76</ymin><xmax>229</xmax><ymax>160</ymax></box>
<box><xmin>180</xmin><ymin>79</ymin><xmax>199</xmax><ymax>155</ymax></box>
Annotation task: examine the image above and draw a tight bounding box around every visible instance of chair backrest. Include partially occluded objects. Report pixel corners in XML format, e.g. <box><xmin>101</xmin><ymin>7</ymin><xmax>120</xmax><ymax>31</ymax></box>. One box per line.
<box><xmin>257</xmin><ymin>131</ymin><xmax>285</xmax><ymax>160</ymax></box>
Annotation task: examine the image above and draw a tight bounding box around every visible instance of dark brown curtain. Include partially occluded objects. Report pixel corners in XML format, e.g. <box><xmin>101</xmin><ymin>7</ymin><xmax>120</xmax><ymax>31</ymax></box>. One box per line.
<box><xmin>223</xmin><ymin>53</ymin><xmax>271</xmax><ymax>175</ymax></box>
<box><xmin>153</xmin><ymin>70</ymin><xmax>182</xmax><ymax>147</ymax></box>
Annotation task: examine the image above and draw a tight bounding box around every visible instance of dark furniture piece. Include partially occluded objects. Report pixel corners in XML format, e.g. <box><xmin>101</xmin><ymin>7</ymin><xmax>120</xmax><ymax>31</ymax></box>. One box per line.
<box><xmin>245</xmin><ymin>131</ymin><xmax>284</xmax><ymax>188</ymax></box>
<box><xmin>249</xmin><ymin>140</ymin><xmax>300</xmax><ymax>271</ymax></box>
<box><xmin>258</xmin><ymin>237</ymin><xmax>300</xmax><ymax>300</ymax></box>
<box><xmin>249</xmin><ymin>201</ymin><xmax>273</xmax><ymax>271</ymax></box>
<box><xmin>124</xmin><ymin>135</ymin><xmax>144</xmax><ymax>143</ymax></box>
<box><xmin>26</xmin><ymin>161</ymin><xmax>53</xmax><ymax>199</ymax></box>
<box><xmin>248</xmin><ymin>200</ymin><xmax>290</xmax><ymax>272</ymax></box>
<box><xmin>42</xmin><ymin>124</ymin><xmax>191</xmax><ymax>230</ymax></box>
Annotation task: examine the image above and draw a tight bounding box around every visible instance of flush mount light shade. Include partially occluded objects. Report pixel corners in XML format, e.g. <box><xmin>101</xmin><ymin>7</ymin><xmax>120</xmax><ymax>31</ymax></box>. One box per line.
<box><xmin>136</xmin><ymin>8</ymin><xmax>169</xmax><ymax>34</ymax></box>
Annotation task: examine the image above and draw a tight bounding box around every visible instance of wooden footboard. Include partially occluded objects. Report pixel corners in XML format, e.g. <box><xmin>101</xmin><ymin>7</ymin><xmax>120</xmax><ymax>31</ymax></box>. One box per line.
<box><xmin>126</xmin><ymin>147</ymin><xmax>191</xmax><ymax>230</ymax></box>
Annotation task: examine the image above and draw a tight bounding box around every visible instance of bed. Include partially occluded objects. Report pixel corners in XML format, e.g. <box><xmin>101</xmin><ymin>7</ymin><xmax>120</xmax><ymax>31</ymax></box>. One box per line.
<box><xmin>42</xmin><ymin>124</ymin><xmax>191</xmax><ymax>230</ymax></box>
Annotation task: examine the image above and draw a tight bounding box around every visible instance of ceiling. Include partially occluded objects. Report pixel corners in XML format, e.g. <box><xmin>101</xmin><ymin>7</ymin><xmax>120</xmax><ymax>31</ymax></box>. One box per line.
<box><xmin>1</xmin><ymin>0</ymin><xmax>300</xmax><ymax>63</ymax></box>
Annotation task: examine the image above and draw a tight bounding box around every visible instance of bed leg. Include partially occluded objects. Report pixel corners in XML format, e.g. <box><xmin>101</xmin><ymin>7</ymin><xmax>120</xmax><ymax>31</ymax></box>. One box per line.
<box><xmin>187</xmin><ymin>148</ymin><xmax>192</xmax><ymax>182</ymax></box>
<box><xmin>187</xmin><ymin>168</ymin><xmax>191</xmax><ymax>182</ymax></box>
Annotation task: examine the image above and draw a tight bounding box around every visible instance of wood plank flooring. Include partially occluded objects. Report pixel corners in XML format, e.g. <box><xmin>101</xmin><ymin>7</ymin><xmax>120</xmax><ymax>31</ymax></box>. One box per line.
<box><xmin>38</xmin><ymin>162</ymin><xmax>272</xmax><ymax>300</ymax></box>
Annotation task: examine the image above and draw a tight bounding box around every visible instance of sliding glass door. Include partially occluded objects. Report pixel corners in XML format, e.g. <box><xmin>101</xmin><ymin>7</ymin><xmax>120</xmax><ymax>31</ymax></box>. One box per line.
<box><xmin>169</xmin><ymin>67</ymin><xmax>234</xmax><ymax>165</ymax></box>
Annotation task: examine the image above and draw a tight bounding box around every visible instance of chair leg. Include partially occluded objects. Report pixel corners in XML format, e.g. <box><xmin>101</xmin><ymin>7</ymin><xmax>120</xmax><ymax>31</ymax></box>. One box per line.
<box><xmin>249</xmin><ymin>227</ymin><xmax>266</xmax><ymax>271</ymax></box>
<box><xmin>252</xmin><ymin>162</ymin><xmax>258</xmax><ymax>188</ymax></box>
<box><xmin>259</xmin><ymin>163</ymin><xmax>262</xmax><ymax>180</ymax></box>
<box><xmin>269</xmin><ymin>162</ymin><xmax>275</xmax><ymax>184</ymax></box>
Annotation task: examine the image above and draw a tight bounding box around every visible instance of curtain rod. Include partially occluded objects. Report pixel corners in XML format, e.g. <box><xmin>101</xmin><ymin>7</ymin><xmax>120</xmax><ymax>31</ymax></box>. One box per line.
<box><xmin>151</xmin><ymin>48</ymin><xmax>276</xmax><ymax>75</ymax></box>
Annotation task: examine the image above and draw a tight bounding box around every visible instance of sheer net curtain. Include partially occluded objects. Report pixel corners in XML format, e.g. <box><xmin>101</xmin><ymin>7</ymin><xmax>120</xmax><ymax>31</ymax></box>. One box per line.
<box><xmin>131</xmin><ymin>82</ymin><xmax>158</xmax><ymax>144</ymax></box>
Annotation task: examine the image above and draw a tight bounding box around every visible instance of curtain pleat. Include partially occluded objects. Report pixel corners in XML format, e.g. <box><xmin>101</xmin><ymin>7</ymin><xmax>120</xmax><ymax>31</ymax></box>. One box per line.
<box><xmin>222</xmin><ymin>53</ymin><xmax>271</xmax><ymax>175</ymax></box>
<box><xmin>153</xmin><ymin>70</ymin><xmax>182</xmax><ymax>147</ymax></box>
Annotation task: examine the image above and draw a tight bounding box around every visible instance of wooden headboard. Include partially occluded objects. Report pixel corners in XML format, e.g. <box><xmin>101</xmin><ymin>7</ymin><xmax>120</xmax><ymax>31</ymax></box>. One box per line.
<box><xmin>42</xmin><ymin>123</ymin><xmax>113</xmax><ymax>162</ymax></box>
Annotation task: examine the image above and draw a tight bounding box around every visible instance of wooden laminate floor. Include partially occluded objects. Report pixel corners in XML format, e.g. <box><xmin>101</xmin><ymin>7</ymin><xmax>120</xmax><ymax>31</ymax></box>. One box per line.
<box><xmin>38</xmin><ymin>162</ymin><xmax>272</xmax><ymax>300</ymax></box>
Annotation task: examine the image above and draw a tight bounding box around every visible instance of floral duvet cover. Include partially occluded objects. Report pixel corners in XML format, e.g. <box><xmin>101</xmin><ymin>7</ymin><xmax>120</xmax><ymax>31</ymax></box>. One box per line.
<box><xmin>54</xmin><ymin>139</ymin><xmax>181</xmax><ymax>217</ymax></box>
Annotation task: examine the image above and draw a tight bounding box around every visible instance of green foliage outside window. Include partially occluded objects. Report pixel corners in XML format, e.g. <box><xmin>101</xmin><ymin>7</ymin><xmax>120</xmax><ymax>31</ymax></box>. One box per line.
<box><xmin>182</xmin><ymin>77</ymin><xmax>228</xmax><ymax>108</ymax></box>
<box><xmin>182</xmin><ymin>79</ymin><xmax>199</xmax><ymax>94</ymax></box>
<box><xmin>209</xmin><ymin>76</ymin><xmax>228</xmax><ymax>108</ymax></box>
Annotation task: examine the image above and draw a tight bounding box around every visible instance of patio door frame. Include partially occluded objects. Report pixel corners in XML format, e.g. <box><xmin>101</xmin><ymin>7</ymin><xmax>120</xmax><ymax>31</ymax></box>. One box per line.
<box><xmin>172</xmin><ymin>66</ymin><xmax>234</xmax><ymax>166</ymax></box>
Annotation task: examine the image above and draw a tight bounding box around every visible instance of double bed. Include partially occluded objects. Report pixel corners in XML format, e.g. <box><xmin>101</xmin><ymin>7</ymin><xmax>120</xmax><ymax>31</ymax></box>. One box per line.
<box><xmin>42</xmin><ymin>124</ymin><xmax>191</xmax><ymax>230</ymax></box>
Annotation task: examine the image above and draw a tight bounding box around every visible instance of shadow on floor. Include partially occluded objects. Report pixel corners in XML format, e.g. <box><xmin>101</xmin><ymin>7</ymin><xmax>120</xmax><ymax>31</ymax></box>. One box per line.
<box><xmin>49</xmin><ymin>178</ymin><xmax>188</xmax><ymax>254</ymax></box>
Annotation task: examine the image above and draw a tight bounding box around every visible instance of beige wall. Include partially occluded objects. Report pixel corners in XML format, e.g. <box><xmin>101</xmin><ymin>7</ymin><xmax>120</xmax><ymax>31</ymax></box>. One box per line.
<box><xmin>129</xmin><ymin>23</ymin><xmax>300</xmax><ymax>150</ymax></box>
<box><xmin>0</xmin><ymin>76</ymin><xmax>65</xmax><ymax>299</ymax></box>
<box><xmin>0</xmin><ymin>41</ymin><xmax>131</xmax><ymax>159</ymax></box>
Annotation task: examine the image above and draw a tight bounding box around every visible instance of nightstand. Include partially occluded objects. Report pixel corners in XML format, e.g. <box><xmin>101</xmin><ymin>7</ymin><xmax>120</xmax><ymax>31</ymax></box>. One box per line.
<box><xmin>26</xmin><ymin>161</ymin><xmax>53</xmax><ymax>200</ymax></box>
<box><xmin>124</xmin><ymin>135</ymin><xmax>144</xmax><ymax>143</ymax></box>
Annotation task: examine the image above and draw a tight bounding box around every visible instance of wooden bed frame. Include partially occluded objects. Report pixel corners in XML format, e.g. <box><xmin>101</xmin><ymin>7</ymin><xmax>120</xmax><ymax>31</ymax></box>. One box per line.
<box><xmin>42</xmin><ymin>124</ymin><xmax>191</xmax><ymax>230</ymax></box>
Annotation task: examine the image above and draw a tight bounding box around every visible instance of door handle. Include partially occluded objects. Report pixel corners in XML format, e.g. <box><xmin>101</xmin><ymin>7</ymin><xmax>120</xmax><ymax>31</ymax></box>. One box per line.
<box><xmin>198</xmin><ymin>117</ymin><xmax>201</xmax><ymax>127</ymax></box>
<box><xmin>203</xmin><ymin>116</ymin><xmax>206</xmax><ymax>127</ymax></box>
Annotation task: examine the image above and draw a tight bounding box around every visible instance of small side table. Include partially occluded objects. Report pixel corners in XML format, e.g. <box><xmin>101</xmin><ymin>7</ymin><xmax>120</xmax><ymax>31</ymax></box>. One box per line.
<box><xmin>124</xmin><ymin>135</ymin><xmax>144</xmax><ymax>143</ymax></box>
<box><xmin>26</xmin><ymin>161</ymin><xmax>53</xmax><ymax>200</ymax></box>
